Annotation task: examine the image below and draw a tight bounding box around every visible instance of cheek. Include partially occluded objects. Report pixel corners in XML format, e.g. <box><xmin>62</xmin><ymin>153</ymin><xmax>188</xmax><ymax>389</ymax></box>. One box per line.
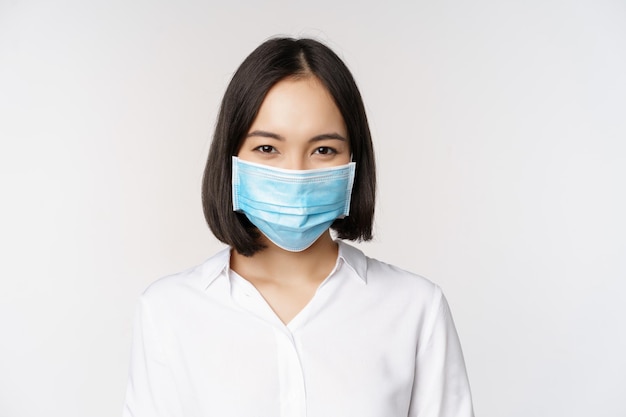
<box><xmin>235</xmin><ymin>138</ymin><xmax>253</xmax><ymax>157</ymax></box>
<box><xmin>338</xmin><ymin>152</ymin><xmax>351</xmax><ymax>164</ymax></box>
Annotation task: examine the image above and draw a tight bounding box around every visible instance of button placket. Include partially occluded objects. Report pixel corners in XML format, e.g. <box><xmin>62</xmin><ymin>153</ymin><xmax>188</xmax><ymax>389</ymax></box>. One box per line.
<box><xmin>274</xmin><ymin>327</ymin><xmax>307</xmax><ymax>417</ymax></box>
<box><xmin>228</xmin><ymin>267</ymin><xmax>347</xmax><ymax>417</ymax></box>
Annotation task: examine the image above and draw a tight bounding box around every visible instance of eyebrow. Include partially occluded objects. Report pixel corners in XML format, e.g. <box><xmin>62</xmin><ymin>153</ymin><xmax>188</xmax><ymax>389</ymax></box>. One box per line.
<box><xmin>246</xmin><ymin>130</ymin><xmax>347</xmax><ymax>142</ymax></box>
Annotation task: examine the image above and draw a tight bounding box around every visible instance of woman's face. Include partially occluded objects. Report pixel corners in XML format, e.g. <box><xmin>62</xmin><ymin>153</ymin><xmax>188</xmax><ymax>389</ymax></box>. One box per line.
<box><xmin>238</xmin><ymin>76</ymin><xmax>351</xmax><ymax>170</ymax></box>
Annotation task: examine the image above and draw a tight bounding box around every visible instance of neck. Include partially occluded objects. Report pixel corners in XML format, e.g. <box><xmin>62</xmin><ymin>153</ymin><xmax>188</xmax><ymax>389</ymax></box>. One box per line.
<box><xmin>230</xmin><ymin>231</ymin><xmax>339</xmax><ymax>284</ymax></box>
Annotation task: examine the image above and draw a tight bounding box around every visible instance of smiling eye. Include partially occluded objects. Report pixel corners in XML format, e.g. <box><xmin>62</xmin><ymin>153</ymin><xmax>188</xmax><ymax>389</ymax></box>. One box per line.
<box><xmin>313</xmin><ymin>146</ymin><xmax>337</xmax><ymax>155</ymax></box>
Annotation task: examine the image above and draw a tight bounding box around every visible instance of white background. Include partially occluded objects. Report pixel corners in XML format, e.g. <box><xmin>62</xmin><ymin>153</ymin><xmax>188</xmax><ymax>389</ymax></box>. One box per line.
<box><xmin>1</xmin><ymin>0</ymin><xmax>625</xmax><ymax>416</ymax></box>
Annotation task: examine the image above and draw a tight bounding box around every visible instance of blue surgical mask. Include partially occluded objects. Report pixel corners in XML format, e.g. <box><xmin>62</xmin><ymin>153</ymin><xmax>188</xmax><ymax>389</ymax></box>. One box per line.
<box><xmin>232</xmin><ymin>156</ymin><xmax>356</xmax><ymax>252</ymax></box>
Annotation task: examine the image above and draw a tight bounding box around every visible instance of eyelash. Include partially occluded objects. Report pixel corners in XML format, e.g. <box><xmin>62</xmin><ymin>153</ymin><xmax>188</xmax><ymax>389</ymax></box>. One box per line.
<box><xmin>253</xmin><ymin>146</ymin><xmax>338</xmax><ymax>155</ymax></box>
<box><xmin>313</xmin><ymin>146</ymin><xmax>337</xmax><ymax>156</ymax></box>
<box><xmin>254</xmin><ymin>145</ymin><xmax>277</xmax><ymax>154</ymax></box>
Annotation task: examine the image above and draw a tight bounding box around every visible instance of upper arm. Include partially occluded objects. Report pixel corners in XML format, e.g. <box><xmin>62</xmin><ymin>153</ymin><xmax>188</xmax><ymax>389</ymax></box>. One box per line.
<box><xmin>123</xmin><ymin>297</ymin><xmax>183</xmax><ymax>417</ymax></box>
<box><xmin>408</xmin><ymin>289</ymin><xmax>474</xmax><ymax>417</ymax></box>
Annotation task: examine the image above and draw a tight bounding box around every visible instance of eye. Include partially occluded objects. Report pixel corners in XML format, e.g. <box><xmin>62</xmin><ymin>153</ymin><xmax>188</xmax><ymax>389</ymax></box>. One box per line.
<box><xmin>254</xmin><ymin>145</ymin><xmax>278</xmax><ymax>154</ymax></box>
<box><xmin>313</xmin><ymin>146</ymin><xmax>337</xmax><ymax>156</ymax></box>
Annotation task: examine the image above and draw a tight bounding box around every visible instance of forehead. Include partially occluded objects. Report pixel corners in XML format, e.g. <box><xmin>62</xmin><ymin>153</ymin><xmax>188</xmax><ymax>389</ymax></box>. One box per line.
<box><xmin>248</xmin><ymin>76</ymin><xmax>347</xmax><ymax>137</ymax></box>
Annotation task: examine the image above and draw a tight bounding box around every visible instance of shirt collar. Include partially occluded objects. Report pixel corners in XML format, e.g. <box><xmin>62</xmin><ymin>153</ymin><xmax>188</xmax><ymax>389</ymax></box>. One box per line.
<box><xmin>336</xmin><ymin>240</ymin><xmax>368</xmax><ymax>284</ymax></box>
<box><xmin>201</xmin><ymin>240</ymin><xmax>369</xmax><ymax>290</ymax></box>
<box><xmin>201</xmin><ymin>246</ymin><xmax>231</xmax><ymax>290</ymax></box>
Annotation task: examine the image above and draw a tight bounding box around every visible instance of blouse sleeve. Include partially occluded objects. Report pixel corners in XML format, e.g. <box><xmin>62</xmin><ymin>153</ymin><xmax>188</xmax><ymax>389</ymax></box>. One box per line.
<box><xmin>408</xmin><ymin>287</ymin><xmax>475</xmax><ymax>417</ymax></box>
<box><xmin>123</xmin><ymin>297</ymin><xmax>183</xmax><ymax>417</ymax></box>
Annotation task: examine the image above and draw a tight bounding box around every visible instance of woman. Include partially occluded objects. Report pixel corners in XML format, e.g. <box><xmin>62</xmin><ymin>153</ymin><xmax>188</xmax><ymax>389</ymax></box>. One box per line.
<box><xmin>123</xmin><ymin>37</ymin><xmax>474</xmax><ymax>417</ymax></box>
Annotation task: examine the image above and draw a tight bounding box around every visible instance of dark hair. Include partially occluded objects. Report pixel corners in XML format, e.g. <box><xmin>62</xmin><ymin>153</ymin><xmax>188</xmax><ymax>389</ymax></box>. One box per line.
<box><xmin>202</xmin><ymin>37</ymin><xmax>376</xmax><ymax>256</ymax></box>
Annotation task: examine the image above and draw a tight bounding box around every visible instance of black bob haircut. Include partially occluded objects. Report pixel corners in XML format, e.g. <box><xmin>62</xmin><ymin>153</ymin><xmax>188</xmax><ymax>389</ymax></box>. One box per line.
<box><xmin>202</xmin><ymin>37</ymin><xmax>376</xmax><ymax>256</ymax></box>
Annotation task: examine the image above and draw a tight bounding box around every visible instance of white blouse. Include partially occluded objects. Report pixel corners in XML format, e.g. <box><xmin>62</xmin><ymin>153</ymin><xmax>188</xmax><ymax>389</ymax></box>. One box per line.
<box><xmin>123</xmin><ymin>241</ymin><xmax>474</xmax><ymax>417</ymax></box>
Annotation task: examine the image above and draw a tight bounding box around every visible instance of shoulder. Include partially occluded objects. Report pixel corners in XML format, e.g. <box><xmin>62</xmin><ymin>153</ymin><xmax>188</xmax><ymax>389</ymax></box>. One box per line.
<box><xmin>339</xmin><ymin>240</ymin><xmax>442</xmax><ymax>305</ymax></box>
<box><xmin>139</xmin><ymin>246</ymin><xmax>231</xmax><ymax>306</ymax></box>
<box><xmin>339</xmin><ymin>241</ymin><xmax>447</xmax><ymax>336</ymax></box>
<box><xmin>366</xmin><ymin>253</ymin><xmax>442</xmax><ymax>303</ymax></box>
